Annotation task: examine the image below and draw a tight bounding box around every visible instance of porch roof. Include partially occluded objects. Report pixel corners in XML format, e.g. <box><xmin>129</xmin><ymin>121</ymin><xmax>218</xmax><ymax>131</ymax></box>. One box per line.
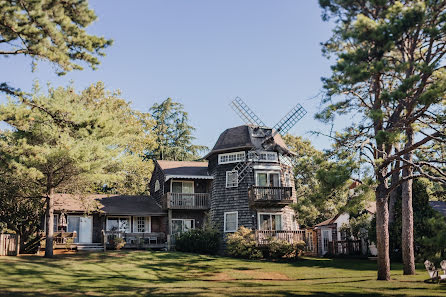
<box><xmin>53</xmin><ymin>194</ymin><xmax>165</xmax><ymax>216</ymax></box>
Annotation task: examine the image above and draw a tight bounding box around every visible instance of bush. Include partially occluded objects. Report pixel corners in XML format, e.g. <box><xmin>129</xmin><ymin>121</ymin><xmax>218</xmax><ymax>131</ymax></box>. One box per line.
<box><xmin>226</xmin><ymin>226</ymin><xmax>263</xmax><ymax>259</ymax></box>
<box><xmin>262</xmin><ymin>238</ymin><xmax>306</xmax><ymax>259</ymax></box>
<box><xmin>175</xmin><ymin>227</ymin><xmax>220</xmax><ymax>255</ymax></box>
<box><xmin>109</xmin><ymin>237</ymin><xmax>125</xmax><ymax>250</ymax></box>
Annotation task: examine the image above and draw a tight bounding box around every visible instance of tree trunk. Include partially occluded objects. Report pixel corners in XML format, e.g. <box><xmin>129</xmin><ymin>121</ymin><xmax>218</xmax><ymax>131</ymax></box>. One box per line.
<box><xmin>376</xmin><ymin>178</ymin><xmax>390</xmax><ymax>280</ymax></box>
<box><xmin>44</xmin><ymin>190</ymin><xmax>54</xmax><ymax>258</ymax></box>
<box><xmin>389</xmin><ymin>144</ymin><xmax>400</xmax><ymax>224</ymax></box>
<box><xmin>402</xmin><ymin>128</ymin><xmax>415</xmax><ymax>275</ymax></box>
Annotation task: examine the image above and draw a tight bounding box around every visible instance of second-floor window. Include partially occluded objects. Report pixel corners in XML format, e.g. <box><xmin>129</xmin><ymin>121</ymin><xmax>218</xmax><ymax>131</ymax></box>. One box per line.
<box><xmin>226</xmin><ymin>171</ymin><xmax>238</xmax><ymax>188</ymax></box>
<box><xmin>255</xmin><ymin>171</ymin><xmax>280</xmax><ymax>187</ymax></box>
<box><xmin>218</xmin><ymin>151</ymin><xmax>245</xmax><ymax>164</ymax></box>
<box><xmin>172</xmin><ymin>181</ymin><xmax>194</xmax><ymax>194</ymax></box>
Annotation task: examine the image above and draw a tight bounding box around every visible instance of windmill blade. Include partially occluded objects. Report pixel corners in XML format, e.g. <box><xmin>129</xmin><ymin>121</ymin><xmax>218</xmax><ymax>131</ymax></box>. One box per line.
<box><xmin>230</xmin><ymin>97</ymin><xmax>266</xmax><ymax>127</ymax></box>
<box><xmin>273</xmin><ymin>103</ymin><xmax>307</xmax><ymax>136</ymax></box>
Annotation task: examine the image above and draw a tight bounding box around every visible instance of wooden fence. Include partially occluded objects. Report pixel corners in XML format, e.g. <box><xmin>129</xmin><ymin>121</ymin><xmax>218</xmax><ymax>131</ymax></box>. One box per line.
<box><xmin>0</xmin><ymin>234</ymin><xmax>20</xmax><ymax>256</ymax></box>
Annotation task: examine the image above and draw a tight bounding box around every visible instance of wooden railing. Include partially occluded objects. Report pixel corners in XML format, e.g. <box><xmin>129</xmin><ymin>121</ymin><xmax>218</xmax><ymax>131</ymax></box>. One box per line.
<box><xmin>248</xmin><ymin>186</ymin><xmax>293</xmax><ymax>202</ymax></box>
<box><xmin>0</xmin><ymin>234</ymin><xmax>19</xmax><ymax>256</ymax></box>
<box><xmin>330</xmin><ymin>240</ymin><xmax>362</xmax><ymax>255</ymax></box>
<box><xmin>162</xmin><ymin>192</ymin><xmax>210</xmax><ymax>209</ymax></box>
<box><xmin>255</xmin><ymin>230</ymin><xmax>306</xmax><ymax>245</ymax></box>
<box><xmin>104</xmin><ymin>231</ymin><xmax>166</xmax><ymax>248</ymax></box>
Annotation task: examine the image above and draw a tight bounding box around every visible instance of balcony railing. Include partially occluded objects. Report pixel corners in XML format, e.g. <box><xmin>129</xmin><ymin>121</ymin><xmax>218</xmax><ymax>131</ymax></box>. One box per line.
<box><xmin>162</xmin><ymin>192</ymin><xmax>210</xmax><ymax>210</ymax></box>
<box><xmin>248</xmin><ymin>186</ymin><xmax>293</xmax><ymax>203</ymax></box>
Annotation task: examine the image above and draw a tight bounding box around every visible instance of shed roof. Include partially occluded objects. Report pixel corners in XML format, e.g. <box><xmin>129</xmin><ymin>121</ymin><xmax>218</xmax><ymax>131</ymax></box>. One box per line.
<box><xmin>204</xmin><ymin>125</ymin><xmax>294</xmax><ymax>159</ymax></box>
<box><xmin>156</xmin><ymin>160</ymin><xmax>211</xmax><ymax>179</ymax></box>
<box><xmin>314</xmin><ymin>214</ymin><xmax>340</xmax><ymax>227</ymax></box>
<box><xmin>53</xmin><ymin>194</ymin><xmax>165</xmax><ymax>216</ymax></box>
<box><xmin>429</xmin><ymin>201</ymin><xmax>446</xmax><ymax>217</ymax></box>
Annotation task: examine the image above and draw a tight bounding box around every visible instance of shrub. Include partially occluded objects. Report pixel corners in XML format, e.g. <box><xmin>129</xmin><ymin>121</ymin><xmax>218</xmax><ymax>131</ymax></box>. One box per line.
<box><xmin>175</xmin><ymin>227</ymin><xmax>220</xmax><ymax>255</ymax></box>
<box><xmin>109</xmin><ymin>237</ymin><xmax>125</xmax><ymax>250</ymax></box>
<box><xmin>226</xmin><ymin>226</ymin><xmax>262</xmax><ymax>259</ymax></box>
<box><xmin>262</xmin><ymin>238</ymin><xmax>306</xmax><ymax>259</ymax></box>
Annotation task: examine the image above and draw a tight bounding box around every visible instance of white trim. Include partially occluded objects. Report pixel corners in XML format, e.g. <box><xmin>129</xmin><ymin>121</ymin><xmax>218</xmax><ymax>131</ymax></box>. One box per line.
<box><xmin>224</xmin><ymin>211</ymin><xmax>238</xmax><ymax>233</ymax></box>
<box><xmin>257</xmin><ymin>212</ymin><xmax>283</xmax><ymax>231</ymax></box>
<box><xmin>248</xmin><ymin>151</ymin><xmax>278</xmax><ymax>163</ymax></box>
<box><xmin>218</xmin><ymin>151</ymin><xmax>246</xmax><ymax>164</ymax></box>
<box><xmin>133</xmin><ymin>216</ymin><xmax>151</xmax><ymax>233</ymax></box>
<box><xmin>171</xmin><ymin>180</ymin><xmax>194</xmax><ymax>194</ymax></box>
<box><xmin>154</xmin><ymin>180</ymin><xmax>160</xmax><ymax>192</ymax></box>
<box><xmin>171</xmin><ymin>218</ymin><xmax>195</xmax><ymax>234</ymax></box>
<box><xmin>252</xmin><ymin>164</ymin><xmax>281</xmax><ymax>170</ymax></box>
<box><xmin>66</xmin><ymin>215</ymin><xmax>93</xmax><ymax>243</ymax></box>
<box><xmin>226</xmin><ymin>171</ymin><xmax>238</xmax><ymax>188</ymax></box>
<box><xmin>106</xmin><ymin>216</ymin><xmax>131</xmax><ymax>232</ymax></box>
<box><xmin>255</xmin><ymin>170</ymin><xmax>281</xmax><ymax>187</ymax></box>
<box><xmin>165</xmin><ymin>175</ymin><xmax>213</xmax><ymax>181</ymax></box>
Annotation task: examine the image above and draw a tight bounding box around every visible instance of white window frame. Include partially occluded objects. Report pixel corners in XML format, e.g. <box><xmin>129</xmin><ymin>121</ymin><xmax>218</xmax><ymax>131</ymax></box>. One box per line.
<box><xmin>224</xmin><ymin>211</ymin><xmax>238</xmax><ymax>233</ymax></box>
<box><xmin>171</xmin><ymin>219</ymin><xmax>195</xmax><ymax>234</ymax></box>
<box><xmin>171</xmin><ymin>180</ymin><xmax>194</xmax><ymax>193</ymax></box>
<box><xmin>154</xmin><ymin>180</ymin><xmax>160</xmax><ymax>192</ymax></box>
<box><xmin>257</xmin><ymin>213</ymin><xmax>282</xmax><ymax>231</ymax></box>
<box><xmin>226</xmin><ymin>171</ymin><xmax>238</xmax><ymax>188</ymax></box>
<box><xmin>218</xmin><ymin>151</ymin><xmax>246</xmax><ymax>164</ymax></box>
<box><xmin>255</xmin><ymin>170</ymin><xmax>281</xmax><ymax>187</ymax></box>
<box><xmin>248</xmin><ymin>151</ymin><xmax>278</xmax><ymax>163</ymax></box>
<box><xmin>106</xmin><ymin>216</ymin><xmax>131</xmax><ymax>232</ymax></box>
<box><xmin>133</xmin><ymin>216</ymin><xmax>151</xmax><ymax>233</ymax></box>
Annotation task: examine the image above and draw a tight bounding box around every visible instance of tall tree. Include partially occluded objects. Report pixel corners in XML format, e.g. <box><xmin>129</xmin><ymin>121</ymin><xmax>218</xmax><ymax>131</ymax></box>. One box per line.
<box><xmin>0</xmin><ymin>0</ymin><xmax>112</xmax><ymax>94</ymax></box>
<box><xmin>0</xmin><ymin>82</ymin><xmax>154</xmax><ymax>257</ymax></box>
<box><xmin>318</xmin><ymin>0</ymin><xmax>446</xmax><ymax>280</ymax></box>
<box><xmin>148</xmin><ymin>98</ymin><xmax>207</xmax><ymax>161</ymax></box>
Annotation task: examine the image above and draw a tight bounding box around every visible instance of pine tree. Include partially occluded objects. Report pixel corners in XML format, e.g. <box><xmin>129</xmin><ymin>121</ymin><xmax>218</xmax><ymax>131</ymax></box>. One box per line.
<box><xmin>0</xmin><ymin>82</ymin><xmax>154</xmax><ymax>257</ymax></box>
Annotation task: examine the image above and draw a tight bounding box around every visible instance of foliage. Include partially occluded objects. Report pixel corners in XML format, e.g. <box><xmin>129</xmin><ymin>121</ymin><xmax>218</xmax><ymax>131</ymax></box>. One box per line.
<box><xmin>284</xmin><ymin>135</ymin><xmax>359</xmax><ymax>226</ymax></box>
<box><xmin>109</xmin><ymin>237</ymin><xmax>125</xmax><ymax>250</ymax></box>
<box><xmin>261</xmin><ymin>238</ymin><xmax>306</xmax><ymax>259</ymax></box>
<box><xmin>147</xmin><ymin>98</ymin><xmax>207</xmax><ymax>161</ymax></box>
<box><xmin>318</xmin><ymin>0</ymin><xmax>446</xmax><ymax>280</ymax></box>
<box><xmin>0</xmin><ymin>0</ymin><xmax>112</xmax><ymax>94</ymax></box>
<box><xmin>175</xmin><ymin>227</ymin><xmax>220</xmax><ymax>255</ymax></box>
<box><xmin>226</xmin><ymin>226</ymin><xmax>262</xmax><ymax>259</ymax></box>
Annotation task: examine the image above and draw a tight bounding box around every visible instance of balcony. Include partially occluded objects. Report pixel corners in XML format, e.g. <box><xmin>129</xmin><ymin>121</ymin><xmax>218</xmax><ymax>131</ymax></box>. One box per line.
<box><xmin>162</xmin><ymin>192</ymin><xmax>210</xmax><ymax>210</ymax></box>
<box><xmin>248</xmin><ymin>186</ymin><xmax>293</xmax><ymax>206</ymax></box>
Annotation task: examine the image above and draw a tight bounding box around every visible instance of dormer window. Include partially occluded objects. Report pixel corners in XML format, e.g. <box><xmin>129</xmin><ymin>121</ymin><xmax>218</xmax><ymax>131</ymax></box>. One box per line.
<box><xmin>218</xmin><ymin>151</ymin><xmax>245</xmax><ymax>164</ymax></box>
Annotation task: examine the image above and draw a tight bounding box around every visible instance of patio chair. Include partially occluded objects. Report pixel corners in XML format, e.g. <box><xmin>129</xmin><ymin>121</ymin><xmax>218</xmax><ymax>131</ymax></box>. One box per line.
<box><xmin>424</xmin><ymin>260</ymin><xmax>446</xmax><ymax>283</ymax></box>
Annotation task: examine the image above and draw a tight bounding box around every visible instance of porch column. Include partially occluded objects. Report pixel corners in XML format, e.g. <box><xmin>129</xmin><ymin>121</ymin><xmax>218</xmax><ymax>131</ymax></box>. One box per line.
<box><xmin>167</xmin><ymin>209</ymin><xmax>172</xmax><ymax>250</ymax></box>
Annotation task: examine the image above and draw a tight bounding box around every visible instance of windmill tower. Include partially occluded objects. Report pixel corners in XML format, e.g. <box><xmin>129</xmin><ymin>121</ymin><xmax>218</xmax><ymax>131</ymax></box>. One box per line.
<box><xmin>204</xmin><ymin>97</ymin><xmax>307</xmax><ymax>238</ymax></box>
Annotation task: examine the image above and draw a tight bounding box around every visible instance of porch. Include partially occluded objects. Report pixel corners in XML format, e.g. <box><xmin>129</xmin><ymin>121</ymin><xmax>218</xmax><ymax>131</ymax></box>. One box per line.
<box><xmin>162</xmin><ymin>192</ymin><xmax>210</xmax><ymax>210</ymax></box>
<box><xmin>255</xmin><ymin>230</ymin><xmax>317</xmax><ymax>254</ymax></box>
<box><xmin>103</xmin><ymin>231</ymin><xmax>167</xmax><ymax>249</ymax></box>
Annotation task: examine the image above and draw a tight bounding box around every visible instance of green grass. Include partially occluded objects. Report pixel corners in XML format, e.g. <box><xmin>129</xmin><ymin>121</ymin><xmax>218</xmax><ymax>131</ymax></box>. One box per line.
<box><xmin>0</xmin><ymin>251</ymin><xmax>445</xmax><ymax>296</ymax></box>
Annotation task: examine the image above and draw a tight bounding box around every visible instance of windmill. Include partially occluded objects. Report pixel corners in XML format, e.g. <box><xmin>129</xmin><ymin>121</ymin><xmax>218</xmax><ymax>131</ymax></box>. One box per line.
<box><xmin>229</xmin><ymin>97</ymin><xmax>307</xmax><ymax>183</ymax></box>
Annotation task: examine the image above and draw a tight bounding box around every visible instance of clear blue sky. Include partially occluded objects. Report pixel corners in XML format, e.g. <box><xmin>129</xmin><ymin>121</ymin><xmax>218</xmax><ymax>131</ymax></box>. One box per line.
<box><xmin>1</xmin><ymin>0</ymin><xmax>339</xmax><ymax>152</ymax></box>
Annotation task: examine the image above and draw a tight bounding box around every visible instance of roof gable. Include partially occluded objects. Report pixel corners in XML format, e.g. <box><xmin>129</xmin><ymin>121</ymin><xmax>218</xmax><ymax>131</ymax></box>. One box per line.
<box><xmin>156</xmin><ymin>160</ymin><xmax>210</xmax><ymax>178</ymax></box>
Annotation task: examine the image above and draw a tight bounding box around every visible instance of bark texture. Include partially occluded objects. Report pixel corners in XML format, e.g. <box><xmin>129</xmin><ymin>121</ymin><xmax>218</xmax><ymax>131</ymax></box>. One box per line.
<box><xmin>376</xmin><ymin>179</ymin><xmax>390</xmax><ymax>280</ymax></box>
<box><xmin>44</xmin><ymin>192</ymin><xmax>54</xmax><ymax>258</ymax></box>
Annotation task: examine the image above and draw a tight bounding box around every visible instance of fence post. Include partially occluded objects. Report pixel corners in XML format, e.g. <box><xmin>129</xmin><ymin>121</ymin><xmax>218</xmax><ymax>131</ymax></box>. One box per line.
<box><xmin>15</xmin><ymin>235</ymin><xmax>20</xmax><ymax>256</ymax></box>
<box><xmin>0</xmin><ymin>234</ymin><xmax>4</xmax><ymax>256</ymax></box>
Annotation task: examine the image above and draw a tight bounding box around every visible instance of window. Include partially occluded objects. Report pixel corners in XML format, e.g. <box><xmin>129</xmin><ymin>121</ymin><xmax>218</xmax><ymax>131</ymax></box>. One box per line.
<box><xmin>53</xmin><ymin>214</ymin><xmax>58</xmax><ymax>232</ymax></box>
<box><xmin>226</xmin><ymin>171</ymin><xmax>238</xmax><ymax>188</ymax></box>
<box><xmin>224</xmin><ymin>211</ymin><xmax>238</xmax><ymax>232</ymax></box>
<box><xmin>154</xmin><ymin>180</ymin><xmax>160</xmax><ymax>192</ymax></box>
<box><xmin>172</xmin><ymin>180</ymin><xmax>194</xmax><ymax>193</ymax></box>
<box><xmin>306</xmin><ymin>232</ymin><xmax>314</xmax><ymax>251</ymax></box>
<box><xmin>258</xmin><ymin>213</ymin><xmax>282</xmax><ymax>231</ymax></box>
<box><xmin>218</xmin><ymin>151</ymin><xmax>245</xmax><ymax>164</ymax></box>
<box><xmin>255</xmin><ymin>171</ymin><xmax>280</xmax><ymax>187</ymax></box>
<box><xmin>106</xmin><ymin>217</ymin><xmax>130</xmax><ymax>232</ymax></box>
<box><xmin>171</xmin><ymin>219</ymin><xmax>195</xmax><ymax>235</ymax></box>
<box><xmin>248</xmin><ymin>151</ymin><xmax>278</xmax><ymax>162</ymax></box>
<box><xmin>284</xmin><ymin>172</ymin><xmax>291</xmax><ymax>187</ymax></box>
<box><xmin>134</xmin><ymin>216</ymin><xmax>150</xmax><ymax>233</ymax></box>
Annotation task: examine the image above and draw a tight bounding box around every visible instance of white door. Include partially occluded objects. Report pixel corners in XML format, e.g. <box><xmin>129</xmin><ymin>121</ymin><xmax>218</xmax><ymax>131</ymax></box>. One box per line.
<box><xmin>79</xmin><ymin>217</ymin><xmax>92</xmax><ymax>243</ymax></box>
<box><xmin>321</xmin><ymin>229</ymin><xmax>332</xmax><ymax>255</ymax></box>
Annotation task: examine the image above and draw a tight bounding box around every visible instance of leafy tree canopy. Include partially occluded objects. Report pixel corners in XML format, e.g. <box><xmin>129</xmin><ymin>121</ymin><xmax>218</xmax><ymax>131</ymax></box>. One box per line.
<box><xmin>147</xmin><ymin>98</ymin><xmax>207</xmax><ymax>161</ymax></box>
<box><xmin>0</xmin><ymin>0</ymin><xmax>112</xmax><ymax>94</ymax></box>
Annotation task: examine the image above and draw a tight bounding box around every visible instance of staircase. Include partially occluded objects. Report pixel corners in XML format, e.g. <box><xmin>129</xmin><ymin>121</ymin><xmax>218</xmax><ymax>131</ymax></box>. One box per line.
<box><xmin>76</xmin><ymin>243</ymin><xmax>105</xmax><ymax>252</ymax></box>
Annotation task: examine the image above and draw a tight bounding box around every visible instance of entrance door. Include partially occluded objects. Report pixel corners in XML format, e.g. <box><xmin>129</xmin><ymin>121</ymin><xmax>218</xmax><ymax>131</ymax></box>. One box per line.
<box><xmin>67</xmin><ymin>216</ymin><xmax>92</xmax><ymax>243</ymax></box>
<box><xmin>321</xmin><ymin>229</ymin><xmax>332</xmax><ymax>255</ymax></box>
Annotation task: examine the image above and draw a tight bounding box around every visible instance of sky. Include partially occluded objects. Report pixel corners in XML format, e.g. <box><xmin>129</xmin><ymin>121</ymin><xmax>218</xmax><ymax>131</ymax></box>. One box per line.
<box><xmin>1</xmin><ymin>0</ymin><xmax>338</xmax><ymax>152</ymax></box>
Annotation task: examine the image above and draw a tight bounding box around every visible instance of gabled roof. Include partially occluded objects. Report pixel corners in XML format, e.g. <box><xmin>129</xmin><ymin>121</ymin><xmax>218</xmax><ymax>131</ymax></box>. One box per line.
<box><xmin>429</xmin><ymin>201</ymin><xmax>446</xmax><ymax>217</ymax></box>
<box><xmin>156</xmin><ymin>160</ymin><xmax>212</xmax><ymax>179</ymax></box>
<box><xmin>53</xmin><ymin>194</ymin><xmax>165</xmax><ymax>216</ymax></box>
<box><xmin>315</xmin><ymin>214</ymin><xmax>340</xmax><ymax>227</ymax></box>
<box><xmin>204</xmin><ymin>125</ymin><xmax>294</xmax><ymax>159</ymax></box>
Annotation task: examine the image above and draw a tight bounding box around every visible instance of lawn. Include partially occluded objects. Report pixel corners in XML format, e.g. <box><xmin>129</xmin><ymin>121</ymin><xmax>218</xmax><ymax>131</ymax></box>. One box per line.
<box><xmin>0</xmin><ymin>251</ymin><xmax>445</xmax><ymax>297</ymax></box>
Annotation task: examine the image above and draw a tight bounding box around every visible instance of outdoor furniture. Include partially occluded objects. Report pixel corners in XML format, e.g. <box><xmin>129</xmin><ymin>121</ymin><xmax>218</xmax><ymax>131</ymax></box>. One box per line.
<box><xmin>424</xmin><ymin>260</ymin><xmax>446</xmax><ymax>283</ymax></box>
